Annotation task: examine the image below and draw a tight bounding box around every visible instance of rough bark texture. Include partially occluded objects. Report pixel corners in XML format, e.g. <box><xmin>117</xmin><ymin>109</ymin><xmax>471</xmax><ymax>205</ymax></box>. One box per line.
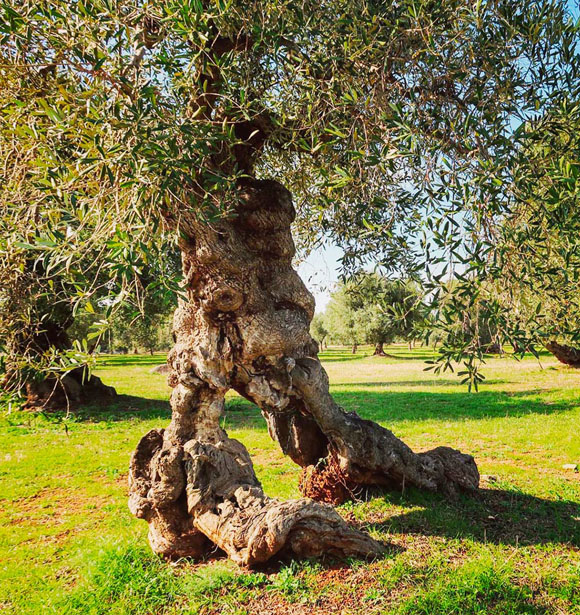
<box><xmin>129</xmin><ymin>179</ymin><xmax>478</xmax><ymax>564</ymax></box>
<box><xmin>374</xmin><ymin>342</ymin><xmax>386</xmax><ymax>356</ymax></box>
<box><xmin>545</xmin><ymin>341</ymin><xmax>580</xmax><ymax>367</ymax></box>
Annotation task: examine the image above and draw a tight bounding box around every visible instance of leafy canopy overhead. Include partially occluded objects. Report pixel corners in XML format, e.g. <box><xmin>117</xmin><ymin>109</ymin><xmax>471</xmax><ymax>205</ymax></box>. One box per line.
<box><xmin>1</xmin><ymin>0</ymin><xmax>579</xmax><ymax>383</ymax></box>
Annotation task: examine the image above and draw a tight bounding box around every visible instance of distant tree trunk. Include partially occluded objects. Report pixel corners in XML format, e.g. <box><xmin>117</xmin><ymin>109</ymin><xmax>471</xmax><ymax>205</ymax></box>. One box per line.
<box><xmin>351</xmin><ymin>342</ymin><xmax>358</xmax><ymax>354</ymax></box>
<box><xmin>545</xmin><ymin>341</ymin><xmax>580</xmax><ymax>367</ymax></box>
<box><xmin>373</xmin><ymin>342</ymin><xmax>385</xmax><ymax>356</ymax></box>
<box><xmin>408</xmin><ymin>341</ymin><xmax>412</xmax><ymax>351</ymax></box>
<box><xmin>5</xmin><ymin>316</ymin><xmax>116</xmax><ymax>409</ymax></box>
<box><xmin>483</xmin><ymin>342</ymin><xmax>502</xmax><ymax>354</ymax></box>
<box><xmin>129</xmin><ymin>180</ymin><xmax>478</xmax><ymax>565</ymax></box>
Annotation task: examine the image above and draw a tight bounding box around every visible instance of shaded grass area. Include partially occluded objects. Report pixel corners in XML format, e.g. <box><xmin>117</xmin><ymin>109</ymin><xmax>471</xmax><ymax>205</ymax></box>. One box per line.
<box><xmin>1</xmin><ymin>344</ymin><xmax>579</xmax><ymax>614</ymax></box>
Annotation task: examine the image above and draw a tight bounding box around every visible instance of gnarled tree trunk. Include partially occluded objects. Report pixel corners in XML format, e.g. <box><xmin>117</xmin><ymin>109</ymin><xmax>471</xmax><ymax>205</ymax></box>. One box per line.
<box><xmin>129</xmin><ymin>179</ymin><xmax>478</xmax><ymax>565</ymax></box>
<box><xmin>4</xmin><ymin>313</ymin><xmax>116</xmax><ymax>409</ymax></box>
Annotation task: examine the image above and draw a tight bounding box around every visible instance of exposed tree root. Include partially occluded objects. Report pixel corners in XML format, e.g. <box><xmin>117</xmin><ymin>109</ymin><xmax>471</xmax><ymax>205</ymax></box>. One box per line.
<box><xmin>129</xmin><ymin>393</ymin><xmax>385</xmax><ymax>564</ymax></box>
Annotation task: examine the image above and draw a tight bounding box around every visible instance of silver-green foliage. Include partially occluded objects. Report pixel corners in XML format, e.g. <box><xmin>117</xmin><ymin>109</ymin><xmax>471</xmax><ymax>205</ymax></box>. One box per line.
<box><xmin>1</xmin><ymin>0</ymin><xmax>578</xmax><ymax>386</ymax></box>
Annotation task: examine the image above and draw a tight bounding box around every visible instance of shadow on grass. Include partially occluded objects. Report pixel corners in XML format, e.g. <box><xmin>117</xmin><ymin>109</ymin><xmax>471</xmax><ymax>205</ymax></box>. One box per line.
<box><xmin>58</xmin><ymin>385</ymin><xmax>575</xmax><ymax>426</ymax></box>
<box><xmin>63</xmin><ymin>394</ymin><xmax>171</xmax><ymax>422</ymax></box>
<box><xmin>222</xmin><ymin>389</ymin><xmax>576</xmax><ymax>428</ymax></box>
<box><xmin>318</xmin><ymin>353</ymin><xmax>373</xmax><ymax>363</ymax></box>
<box><xmin>319</xmin><ymin>349</ymin><xmax>440</xmax><ymax>362</ymax></box>
<box><xmin>341</xmin><ymin>378</ymin><xmax>508</xmax><ymax>388</ymax></box>
<box><xmin>362</xmin><ymin>486</ymin><xmax>580</xmax><ymax>548</ymax></box>
<box><xmin>97</xmin><ymin>354</ymin><xmax>168</xmax><ymax>368</ymax></box>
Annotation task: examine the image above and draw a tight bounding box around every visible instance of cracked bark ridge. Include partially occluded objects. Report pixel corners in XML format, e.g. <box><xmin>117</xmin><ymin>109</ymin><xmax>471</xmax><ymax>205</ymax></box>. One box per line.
<box><xmin>129</xmin><ymin>178</ymin><xmax>477</xmax><ymax>564</ymax></box>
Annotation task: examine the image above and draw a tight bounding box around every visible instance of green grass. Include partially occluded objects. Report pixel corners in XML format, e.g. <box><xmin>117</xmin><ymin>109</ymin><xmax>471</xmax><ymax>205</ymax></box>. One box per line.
<box><xmin>1</xmin><ymin>345</ymin><xmax>579</xmax><ymax>614</ymax></box>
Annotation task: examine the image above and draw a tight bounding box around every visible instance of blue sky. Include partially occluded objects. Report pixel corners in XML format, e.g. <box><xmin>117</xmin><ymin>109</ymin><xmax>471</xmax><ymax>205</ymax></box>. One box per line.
<box><xmin>298</xmin><ymin>0</ymin><xmax>580</xmax><ymax>313</ymax></box>
<box><xmin>296</xmin><ymin>243</ymin><xmax>343</xmax><ymax>313</ymax></box>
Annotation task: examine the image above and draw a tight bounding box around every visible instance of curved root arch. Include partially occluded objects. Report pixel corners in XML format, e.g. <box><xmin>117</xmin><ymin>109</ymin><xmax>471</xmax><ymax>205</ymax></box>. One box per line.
<box><xmin>129</xmin><ymin>179</ymin><xmax>478</xmax><ymax>564</ymax></box>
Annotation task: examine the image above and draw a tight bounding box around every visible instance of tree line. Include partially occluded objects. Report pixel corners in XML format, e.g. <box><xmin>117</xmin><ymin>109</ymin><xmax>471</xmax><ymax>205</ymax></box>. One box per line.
<box><xmin>311</xmin><ymin>274</ymin><xmax>424</xmax><ymax>355</ymax></box>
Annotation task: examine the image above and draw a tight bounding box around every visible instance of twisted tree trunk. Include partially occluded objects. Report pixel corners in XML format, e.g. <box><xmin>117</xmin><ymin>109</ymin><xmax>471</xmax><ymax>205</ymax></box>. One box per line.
<box><xmin>129</xmin><ymin>179</ymin><xmax>478</xmax><ymax>564</ymax></box>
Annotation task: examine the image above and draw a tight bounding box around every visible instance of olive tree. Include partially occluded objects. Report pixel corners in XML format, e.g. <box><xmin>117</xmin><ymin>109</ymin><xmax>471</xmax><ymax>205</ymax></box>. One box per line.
<box><xmin>325</xmin><ymin>284</ymin><xmax>365</xmax><ymax>353</ymax></box>
<box><xmin>498</xmin><ymin>103</ymin><xmax>580</xmax><ymax>366</ymax></box>
<box><xmin>309</xmin><ymin>313</ymin><xmax>329</xmax><ymax>351</ymax></box>
<box><xmin>325</xmin><ymin>274</ymin><xmax>424</xmax><ymax>355</ymax></box>
<box><xmin>1</xmin><ymin>0</ymin><xmax>578</xmax><ymax>564</ymax></box>
<box><xmin>0</xmin><ymin>250</ymin><xmax>118</xmax><ymax>407</ymax></box>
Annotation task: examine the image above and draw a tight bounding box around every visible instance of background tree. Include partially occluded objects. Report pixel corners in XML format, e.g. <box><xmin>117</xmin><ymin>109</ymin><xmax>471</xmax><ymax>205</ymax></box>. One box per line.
<box><xmin>495</xmin><ymin>103</ymin><xmax>580</xmax><ymax>366</ymax></box>
<box><xmin>111</xmin><ymin>300</ymin><xmax>175</xmax><ymax>355</ymax></box>
<box><xmin>0</xmin><ymin>251</ymin><xmax>117</xmax><ymax>408</ymax></box>
<box><xmin>324</xmin><ymin>274</ymin><xmax>425</xmax><ymax>355</ymax></box>
<box><xmin>309</xmin><ymin>313</ymin><xmax>329</xmax><ymax>351</ymax></box>
<box><xmin>325</xmin><ymin>284</ymin><xmax>365</xmax><ymax>353</ymax></box>
<box><xmin>2</xmin><ymin>0</ymin><xmax>578</xmax><ymax>565</ymax></box>
<box><xmin>356</xmin><ymin>275</ymin><xmax>425</xmax><ymax>355</ymax></box>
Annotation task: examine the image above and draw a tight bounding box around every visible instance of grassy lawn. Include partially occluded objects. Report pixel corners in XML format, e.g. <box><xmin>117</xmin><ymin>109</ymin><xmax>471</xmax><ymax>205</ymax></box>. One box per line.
<box><xmin>1</xmin><ymin>345</ymin><xmax>579</xmax><ymax>614</ymax></box>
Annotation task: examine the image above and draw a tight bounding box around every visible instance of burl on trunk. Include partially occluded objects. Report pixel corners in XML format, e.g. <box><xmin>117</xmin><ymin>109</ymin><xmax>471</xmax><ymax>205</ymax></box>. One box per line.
<box><xmin>129</xmin><ymin>179</ymin><xmax>479</xmax><ymax>565</ymax></box>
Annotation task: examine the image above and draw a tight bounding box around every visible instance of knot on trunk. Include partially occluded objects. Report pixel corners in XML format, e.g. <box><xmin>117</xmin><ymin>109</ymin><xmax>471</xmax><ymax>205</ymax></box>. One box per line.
<box><xmin>246</xmin><ymin>375</ymin><xmax>290</xmax><ymax>411</ymax></box>
<box><xmin>207</xmin><ymin>287</ymin><xmax>244</xmax><ymax>312</ymax></box>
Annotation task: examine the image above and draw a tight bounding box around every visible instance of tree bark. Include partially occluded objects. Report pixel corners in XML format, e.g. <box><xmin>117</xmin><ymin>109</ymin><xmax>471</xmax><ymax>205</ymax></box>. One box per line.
<box><xmin>374</xmin><ymin>342</ymin><xmax>386</xmax><ymax>356</ymax></box>
<box><xmin>4</xmin><ymin>314</ymin><xmax>116</xmax><ymax>409</ymax></box>
<box><xmin>545</xmin><ymin>341</ymin><xmax>580</xmax><ymax>367</ymax></box>
<box><xmin>129</xmin><ymin>179</ymin><xmax>478</xmax><ymax>565</ymax></box>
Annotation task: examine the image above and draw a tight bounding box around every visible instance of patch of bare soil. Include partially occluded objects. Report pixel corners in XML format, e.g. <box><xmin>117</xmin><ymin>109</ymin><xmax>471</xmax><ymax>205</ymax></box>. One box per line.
<box><xmin>7</xmin><ymin>486</ymin><xmax>111</xmax><ymax>539</ymax></box>
<box><xmin>208</xmin><ymin>561</ymin><xmax>404</xmax><ymax>615</ymax></box>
